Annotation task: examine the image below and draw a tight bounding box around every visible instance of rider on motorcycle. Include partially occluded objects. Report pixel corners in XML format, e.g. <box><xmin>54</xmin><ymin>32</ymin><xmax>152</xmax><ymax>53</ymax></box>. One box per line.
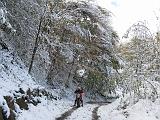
<box><xmin>74</xmin><ymin>87</ymin><xmax>84</xmax><ymax>107</ymax></box>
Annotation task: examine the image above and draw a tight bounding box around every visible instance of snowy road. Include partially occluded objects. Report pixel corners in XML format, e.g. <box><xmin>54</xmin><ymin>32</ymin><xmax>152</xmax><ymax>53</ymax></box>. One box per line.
<box><xmin>55</xmin><ymin>102</ymin><xmax>109</xmax><ymax>120</ymax></box>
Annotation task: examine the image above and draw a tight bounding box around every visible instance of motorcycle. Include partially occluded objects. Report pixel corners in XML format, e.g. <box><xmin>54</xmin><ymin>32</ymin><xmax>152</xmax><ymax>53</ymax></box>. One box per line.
<box><xmin>76</xmin><ymin>93</ymin><xmax>82</xmax><ymax>108</ymax></box>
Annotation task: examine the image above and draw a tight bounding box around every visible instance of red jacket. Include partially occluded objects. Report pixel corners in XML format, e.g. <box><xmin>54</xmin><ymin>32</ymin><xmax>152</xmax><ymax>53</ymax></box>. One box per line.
<box><xmin>74</xmin><ymin>89</ymin><xmax>84</xmax><ymax>97</ymax></box>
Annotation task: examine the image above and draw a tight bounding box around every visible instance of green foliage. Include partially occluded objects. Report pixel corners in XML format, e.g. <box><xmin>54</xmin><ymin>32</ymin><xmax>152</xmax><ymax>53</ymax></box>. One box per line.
<box><xmin>84</xmin><ymin>70</ymin><xmax>105</xmax><ymax>91</ymax></box>
<box><xmin>110</xmin><ymin>58</ymin><xmax>120</xmax><ymax>70</ymax></box>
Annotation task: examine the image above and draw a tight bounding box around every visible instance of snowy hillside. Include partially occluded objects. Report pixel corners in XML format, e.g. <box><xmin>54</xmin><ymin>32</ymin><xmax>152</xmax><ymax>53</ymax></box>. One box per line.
<box><xmin>0</xmin><ymin>51</ymin><xmax>37</xmax><ymax>96</ymax></box>
<box><xmin>0</xmin><ymin>50</ymin><xmax>73</xmax><ymax>120</ymax></box>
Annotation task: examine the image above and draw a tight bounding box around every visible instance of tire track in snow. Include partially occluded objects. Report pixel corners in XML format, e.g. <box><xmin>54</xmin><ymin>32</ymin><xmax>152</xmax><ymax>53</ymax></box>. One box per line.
<box><xmin>66</xmin><ymin>104</ymin><xmax>98</xmax><ymax>120</ymax></box>
<box><xmin>56</xmin><ymin>102</ymin><xmax>110</xmax><ymax>120</ymax></box>
<box><xmin>92</xmin><ymin>105</ymin><xmax>101</xmax><ymax>120</ymax></box>
<box><xmin>55</xmin><ymin>107</ymin><xmax>77</xmax><ymax>120</ymax></box>
<box><xmin>90</xmin><ymin>102</ymin><xmax>110</xmax><ymax>120</ymax></box>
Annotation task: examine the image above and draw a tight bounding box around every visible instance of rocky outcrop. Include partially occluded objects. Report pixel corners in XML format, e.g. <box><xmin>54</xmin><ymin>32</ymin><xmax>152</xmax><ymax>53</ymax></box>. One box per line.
<box><xmin>0</xmin><ymin>87</ymin><xmax>59</xmax><ymax>119</ymax></box>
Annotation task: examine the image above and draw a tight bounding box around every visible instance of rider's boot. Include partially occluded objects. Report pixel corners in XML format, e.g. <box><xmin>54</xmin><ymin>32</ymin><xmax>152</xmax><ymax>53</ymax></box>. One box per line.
<box><xmin>81</xmin><ymin>99</ymin><xmax>83</xmax><ymax>107</ymax></box>
<box><xmin>74</xmin><ymin>99</ymin><xmax>77</xmax><ymax>106</ymax></box>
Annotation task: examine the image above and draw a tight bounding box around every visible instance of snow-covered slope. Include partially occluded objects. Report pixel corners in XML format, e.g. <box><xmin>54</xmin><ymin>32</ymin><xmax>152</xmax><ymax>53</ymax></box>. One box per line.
<box><xmin>0</xmin><ymin>50</ymin><xmax>73</xmax><ymax>120</ymax></box>
<box><xmin>98</xmin><ymin>97</ymin><xmax>160</xmax><ymax>120</ymax></box>
<box><xmin>0</xmin><ymin>50</ymin><xmax>37</xmax><ymax>96</ymax></box>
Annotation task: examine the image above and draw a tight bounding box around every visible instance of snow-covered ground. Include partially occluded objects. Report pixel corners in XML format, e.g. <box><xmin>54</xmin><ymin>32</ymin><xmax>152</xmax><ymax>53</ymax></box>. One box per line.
<box><xmin>1</xmin><ymin>50</ymin><xmax>160</xmax><ymax>120</ymax></box>
<box><xmin>17</xmin><ymin>100</ymin><xmax>72</xmax><ymax>120</ymax></box>
<box><xmin>98</xmin><ymin>98</ymin><xmax>160</xmax><ymax>120</ymax></box>
<box><xmin>66</xmin><ymin>104</ymin><xmax>98</xmax><ymax>120</ymax></box>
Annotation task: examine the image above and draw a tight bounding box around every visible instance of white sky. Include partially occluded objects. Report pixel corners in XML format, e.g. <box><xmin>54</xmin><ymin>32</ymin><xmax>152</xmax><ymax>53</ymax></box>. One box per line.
<box><xmin>96</xmin><ymin>0</ymin><xmax>160</xmax><ymax>38</ymax></box>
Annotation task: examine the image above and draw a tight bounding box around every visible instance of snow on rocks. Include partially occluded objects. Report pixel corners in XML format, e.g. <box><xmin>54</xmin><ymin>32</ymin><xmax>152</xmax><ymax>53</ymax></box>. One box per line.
<box><xmin>0</xmin><ymin>8</ymin><xmax>16</xmax><ymax>33</ymax></box>
<box><xmin>0</xmin><ymin>8</ymin><xmax>6</xmax><ymax>24</ymax></box>
<box><xmin>0</xmin><ymin>96</ymin><xmax>10</xmax><ymax>119</ymax></box>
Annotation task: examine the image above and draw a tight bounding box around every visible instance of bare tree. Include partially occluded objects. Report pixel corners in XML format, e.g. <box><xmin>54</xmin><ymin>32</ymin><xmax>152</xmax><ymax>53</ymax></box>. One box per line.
<box><xmin>28</xmin><ymin>1</ymin><xmax>48</xmax><ymax>73</ymax></box>
<box><xmin>120</xmin><ymin>21</ymin><xmax>159</xmax><ymax>101</ymax></box>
